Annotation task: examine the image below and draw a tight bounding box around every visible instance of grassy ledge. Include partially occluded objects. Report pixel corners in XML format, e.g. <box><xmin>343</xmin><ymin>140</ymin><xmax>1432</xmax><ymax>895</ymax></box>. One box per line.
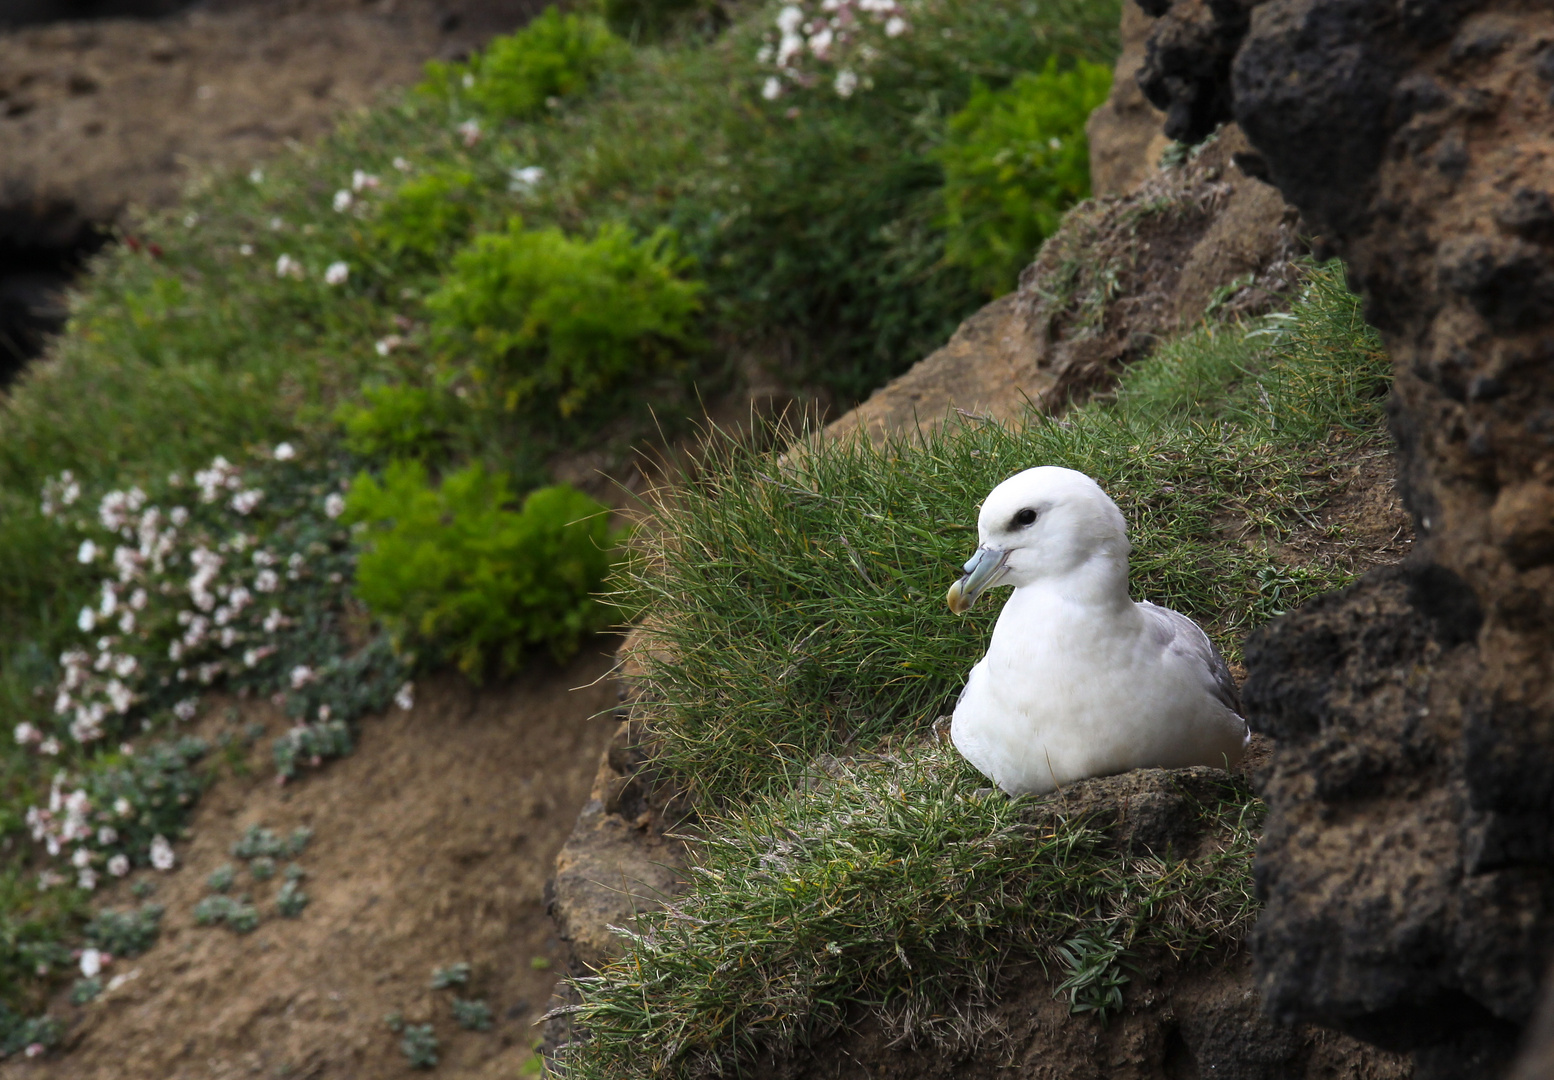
<box><xmin>626</xmin><ymin>262</ymin><xmax>1389</xmax><ymax>806</ymax></box>
<box><xmin>551</xmin><ymin>262</ymin><xmax>1391</xmax><ymax>1077</ymax></box>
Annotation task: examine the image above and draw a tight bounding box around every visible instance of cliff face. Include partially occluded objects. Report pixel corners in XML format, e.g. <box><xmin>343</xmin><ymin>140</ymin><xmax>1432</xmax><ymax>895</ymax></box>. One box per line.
<box><xmin>1135</xmin><ymin>1</ymin><xmax>1554</xmax><ymax>1075</ymax></box>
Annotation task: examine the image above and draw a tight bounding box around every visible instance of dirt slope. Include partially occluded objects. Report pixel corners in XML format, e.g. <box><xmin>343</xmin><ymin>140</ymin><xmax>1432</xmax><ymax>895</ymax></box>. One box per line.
<box><xmin>2</xmin><ymin>644</ymin><xmax>622</xmax><ymax>1080</ymax></box>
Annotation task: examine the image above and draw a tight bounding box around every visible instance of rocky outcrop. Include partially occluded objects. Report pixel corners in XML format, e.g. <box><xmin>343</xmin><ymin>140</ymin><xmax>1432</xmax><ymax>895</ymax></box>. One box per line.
<box><xmin>1085</xmin><ymin>1</ymin><xmax>1172</xmax><ymax>198</ymax></box>
<box><xmin>1132</xmin><ymin>1</ymin><xmax>1554</xmax><ymax>1075</ymax></box>
<box><xmin>829</xmin><ymin>124</ymin><xmax>1301</xmax><ymax>446</ymax></box>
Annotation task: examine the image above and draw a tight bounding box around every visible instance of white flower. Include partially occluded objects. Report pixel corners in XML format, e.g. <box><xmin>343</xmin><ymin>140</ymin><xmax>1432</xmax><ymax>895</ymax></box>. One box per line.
<box><xmin>113</xmin><ymin>654</ymin><xmax>137</xmax><ymax>678</ymax></box>
<box><xmin>776</xmin><ymin>5</ymin><xmax>803</xmax><ymax>33</ymax></box>
<box><xmin>173</xmin><ymin>698</ymin><xmax>198</xmax><ymax>721</ymax></box>
<box><xmin>317</xmin><ymin>704</ymin><xmax>331</xmax><ymax>722</ymax></box>
<box><xmin>71</xmin><ymin>847</ymin><xmax>92</xmax><ymax>869</ymax></box>
<box><xmin>129</xmin><ymin>588</ymin><xmax>147</xmax><ymax>611</ymax></box>
<box><xmin>39</xmin><ymin>738</ymin><xmax>60</xmax><ymax>756</ymax></box>
<box><xmin>884</xmin><ymin>15</ymin><xmax>907</xmax><ymax>37</ymax></box>
<box><xmin>107</xmin><ymin>854</ymin><xmax>130</xmax><ymax>878</ymax></box>
<box><xmin>262</xmin><ymin>608</ymin><xmax>285</xmax><ymax>633</ymax></box>
<box><xmin>393</xmin><ymin>156</ymin><xmax>411</xmax><ymax>171</ymax></box>
<box><xmin>170</xmin><ymin>506</ymin><xmax>189</xmax><ymax>526</ymax></box>
<box><xmin>834</xmin><ymin>68</ymin><xmax>858</xmax><ymax>98</ymax></box>
<box><xmin>250</xmin><ymin>168</ymin><xmax>264</xmax><ymax>184</ymax></box>
<box><xmin>762</xmin><ymin>76</ymin><xmax>783</xmax><ymax>101</ymax></box>
<box><xmin>324</xmin><ymin>261</ymin><xmax>350</xmax><ymax>286</ymax></box>
<box><xmin>168</xmin><ymin>640</ymin><xmax>184</xmax><ymax>661</ymax></box>
<box><xmin>290</xmin><ymin>665</ymin><xmax>315</xmax><ymax>689</ymax></box>
<box><xmin>114</xmin><ymin>797</ymin><xmax>131</xmax><ymax>817</ymax></box>
<box><xmin>374</xmin><ymin>335</ymin><xmax>403</xmax><ymax>356</ymax></box>
<box><xmin>78</xmin><ymin>540</ymin><xmax>99</xmax><ymax>564</ymax></box>
<box><xmin>230</xmin><ymin>489</ymin><xmax>263</xmax><ymax>515</ymax></box>
<box><xmin>352</xmin><ymin>169</ymin><xmax>379</xmax><ymax>192</ymax></box>
<box><xmin>106</xmin><ymin>680</ymin><xmax>133</xmax><ymax>714</ymax></box>
<box><xmin>508</xmin><ymin>166</ymin><xmax>546</xmax><ymax>194</ymax></box>
<box><xmin>78</xmin><ymin>867</ymin><xmax>98</xmax><ymax>890</ymax></box>
<box><xmin>457</xmin><ymin>119</ymin><xmax>482</xmax><ymax>146</ymax></box>
<box><xmin>757</xmin><ymin>44</ymin><xmax>774</xmax><ymax>64</ymax></box>
<box><xmin>77</xmin><ymin>607</ymin><xmax>96</xmax><ymax>633</ymax></box>
<box><xmin>14</xmin><ymin>723</ymin><xmax>39</xmax><ymax>745</ymax></box>
<box><xmin>809</xmin><ymin>27</ymin><xmax>834</xmax><ymax>57</ymax></box>
<box><xmin>324</xmin><ymin>493</ymin><xmax>346</xmax><ymax>519</ymax></box>
<box><xmin>149</xmin><ymin>835</ymin><xmax>176</xmax><ymax>871</ymax></box>
<box><xmin>275</xmin><ymin>254</ymin><xmax>304</xmax><ymax>279</ymax></box>
<box><xmin>273</xmin><ymin>442</ymin><xmax>296</xmax><ymax>462</ymax></box>
<box><xmin>79</xmin><ymin>948</ymin><xmax>103</xmax><ymax>978</ymax></box>
<box><xmin>332</xmin><ymin>189</ymin><xmax>353</xmax><ymax>213</ymax></box>
<box><xmin>98</xmin><ymin>826</ymin><xmax>118</xmax><ymax>846</ymax></box>
<box><xmin>394</xmin><ymin>681</ymin><xmax>415</xmax><ymax>712</ymax></box>
<box><xmin>255</xmin><ymin>569</ymin><xmax>279</xmax><ymax>593</ymax></box>
<box><xmin>239</xmin><ymin>243</ymin><xmax>253</xmax><ymax>256</ymax></box>
<box><xmin>219</xmin><ymin>627</ymin><xmax>238</xmax><ymax>648</ymax></box>
<box><xmin>777</xmin><ymin>31</ymin><xmax>804</xmax><ymax>66</ymax></box>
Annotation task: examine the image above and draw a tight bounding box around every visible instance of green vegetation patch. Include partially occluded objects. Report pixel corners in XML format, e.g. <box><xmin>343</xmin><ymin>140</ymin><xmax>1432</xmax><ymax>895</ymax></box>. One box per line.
<box><xmin>940</xmin><ymin>57</ymin><xmax>1115</xmax><ymax>296</ymax></box>
<box><xmin>628</xmin><ymin>263</ymin><xmax>1390</xmax><ymax>805</ymax></box>
<box><xmin>555</xmin><ymin>743</ymin><xmax>1260</xmax><ymax>1077</ymax></box>
<box><xmin>559</xmin><ymin>263</ymin><xmax>1389</xmax><ymax>1075</ymax></box>
<box><xmin>346</xmin><ymin>463</ymin><xmax>624</xmax><ymax>676</ymax></box>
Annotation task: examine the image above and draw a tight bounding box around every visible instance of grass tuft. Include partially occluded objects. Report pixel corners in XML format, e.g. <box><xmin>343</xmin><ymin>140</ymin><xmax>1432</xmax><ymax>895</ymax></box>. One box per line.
<box><xmin>553</xmin><ymin>743</ymin><xmax>1261</xmax><ymax>1077</ymax></box>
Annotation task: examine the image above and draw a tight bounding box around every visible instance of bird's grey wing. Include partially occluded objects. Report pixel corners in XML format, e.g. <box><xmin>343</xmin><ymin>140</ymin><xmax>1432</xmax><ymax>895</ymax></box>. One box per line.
<box><xmin>1139</xmin><ymin>601</ymin><xmax>1243</xmax><ymax>716</ymax></box>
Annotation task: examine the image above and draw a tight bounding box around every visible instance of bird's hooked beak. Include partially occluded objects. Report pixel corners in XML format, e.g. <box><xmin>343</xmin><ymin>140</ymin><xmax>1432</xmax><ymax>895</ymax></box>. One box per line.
<box><xmin>946</xmin><ymin>545</ymin><xmax>1010</xmax><ymax>615</ymax></box>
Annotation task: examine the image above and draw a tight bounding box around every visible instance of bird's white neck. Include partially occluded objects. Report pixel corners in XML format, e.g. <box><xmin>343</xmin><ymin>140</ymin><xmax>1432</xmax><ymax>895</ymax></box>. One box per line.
<box><xmin>1006</xmin><ymin>550</ymin><xmax>1133</xmax><ymax>616</ymax></box>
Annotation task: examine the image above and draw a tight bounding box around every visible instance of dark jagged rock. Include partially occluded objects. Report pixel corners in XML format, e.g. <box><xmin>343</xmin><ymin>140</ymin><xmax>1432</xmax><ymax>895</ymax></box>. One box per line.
<box><xmin>1132</xmin><ymin>0</ymin><xmax>1554</xmax><ymax>1075</ymax></box>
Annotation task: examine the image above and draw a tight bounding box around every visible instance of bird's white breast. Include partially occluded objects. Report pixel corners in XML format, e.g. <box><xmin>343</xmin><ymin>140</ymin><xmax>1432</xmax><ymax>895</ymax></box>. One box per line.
<box><xmin>951</xmin><ymin>586</ymin><xmax>1244</xmax><ymax>796</ymax></box>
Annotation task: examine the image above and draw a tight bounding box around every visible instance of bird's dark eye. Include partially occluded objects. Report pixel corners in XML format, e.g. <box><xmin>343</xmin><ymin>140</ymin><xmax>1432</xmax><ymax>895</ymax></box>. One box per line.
<box><xmin>1013</xmin><ymin>508</ymin><xmax>1037</xmax><ymax>528</ymax></box>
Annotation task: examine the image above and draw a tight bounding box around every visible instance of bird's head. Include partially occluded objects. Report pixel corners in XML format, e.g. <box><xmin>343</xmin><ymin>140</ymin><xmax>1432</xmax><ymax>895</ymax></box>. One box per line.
<box><xmin>946</xmin><ymin>466</ymin><xmax>1131</xmax><ymax>614</ymax></box>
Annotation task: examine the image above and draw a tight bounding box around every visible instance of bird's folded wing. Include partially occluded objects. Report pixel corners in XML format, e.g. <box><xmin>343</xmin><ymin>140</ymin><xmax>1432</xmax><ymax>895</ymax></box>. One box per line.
<box><xmin>1139</xmin><ymin>601</ymin><xmax>1243</xmax><ymax>716</ymax></box>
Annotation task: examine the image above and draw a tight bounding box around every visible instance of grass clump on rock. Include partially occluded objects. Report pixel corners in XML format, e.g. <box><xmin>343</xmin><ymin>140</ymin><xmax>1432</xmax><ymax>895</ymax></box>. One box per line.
<box><xmin>627</xmin><ymin>262</ymin><xmax>1388</xmax><ymax>805</ymax></box>
<box><xmin>552</xmin><ymin>263</ymin><xmax>1390</xmax><ymax>1075</ymax></box>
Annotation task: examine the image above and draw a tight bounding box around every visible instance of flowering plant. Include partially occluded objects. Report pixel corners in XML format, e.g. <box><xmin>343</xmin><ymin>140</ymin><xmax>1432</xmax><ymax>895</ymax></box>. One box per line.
<box><xmin>22</xmin><ymin>443</ymin><xmax>410</xmax><ymax>890</ymax></box>
<box><xmin>755</xmin><ymin>0</ymin><xmax>913</xmax><ymax>101</ymax></box>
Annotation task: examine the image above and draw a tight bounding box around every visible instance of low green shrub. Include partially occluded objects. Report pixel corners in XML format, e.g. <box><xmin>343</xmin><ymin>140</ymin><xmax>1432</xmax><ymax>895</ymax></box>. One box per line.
<box><xmin>336</xmin><ymin>385</ymin><xmax>445</xmax><ymax>461</ymax></box>
<box><xmin>428</xmin><ymin>220</ymin><xmax>702</xmax><ymax>417</ymax></box>
<box><xmin>371</xmin><ymin>169</ymin><xmax>478</xmax><ymax>263</ymax></box>
<box><xmin>939</xmin><ymin>57</ymin><xmax>1114</xmax><ymax>296</ymax></box>
<box><xmin>346</xmin><ymin>461</ymin><xmax>624</xmax><ymax>675</ymax></box>
<box><xmin>424</xmin><ymin>7</ymin><xmax>626</xmax><ymax>121</ymax></box>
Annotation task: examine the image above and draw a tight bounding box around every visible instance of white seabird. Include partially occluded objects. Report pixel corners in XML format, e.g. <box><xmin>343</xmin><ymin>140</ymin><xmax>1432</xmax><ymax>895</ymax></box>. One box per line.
<box><xmin>945</xmin><ymin>466</ymin><xmax>1249</xmax><ymax>797</ymax></box>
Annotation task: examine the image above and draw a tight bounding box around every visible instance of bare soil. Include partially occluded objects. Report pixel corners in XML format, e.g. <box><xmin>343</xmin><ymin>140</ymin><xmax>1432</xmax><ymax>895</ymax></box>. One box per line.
<box><xmin>2</xmin><ymin>642</ymin><xmax>623</xmax><ymax>1080</ymax></box>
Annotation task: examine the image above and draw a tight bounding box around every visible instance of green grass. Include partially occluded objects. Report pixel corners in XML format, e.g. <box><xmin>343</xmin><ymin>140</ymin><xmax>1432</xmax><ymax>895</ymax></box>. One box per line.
<box><xmin>627</xmin><ymin>261</ymin><xmax>1390</xmax><ymax>806</ymax></box>
<box><xmin>552</xmin><ymin>261</ymin><xmax>1389</xmax><ymax>1076</ymax></box>
<box><xmin>554</xmin><ymin>744</ymin><xmax>1262</xmax><ymax>1077</ymax></box>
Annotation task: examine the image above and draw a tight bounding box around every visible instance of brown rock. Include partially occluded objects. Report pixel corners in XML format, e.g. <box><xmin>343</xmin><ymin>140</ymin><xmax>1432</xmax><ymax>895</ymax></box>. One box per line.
<box><xmin>1085</xmin><ymin>1</ymin><xmax>1172</xmax><ymax>198</ymax></box>
<box><xmin>828</xmin><ymin>124</ymin><xmax>1302</xmax><ymax>449</ymax></box>
<box><xmin>1134</xmin><ymin>1</ymin><xmax>1554</xmax><ymax>1075</ymax></box>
